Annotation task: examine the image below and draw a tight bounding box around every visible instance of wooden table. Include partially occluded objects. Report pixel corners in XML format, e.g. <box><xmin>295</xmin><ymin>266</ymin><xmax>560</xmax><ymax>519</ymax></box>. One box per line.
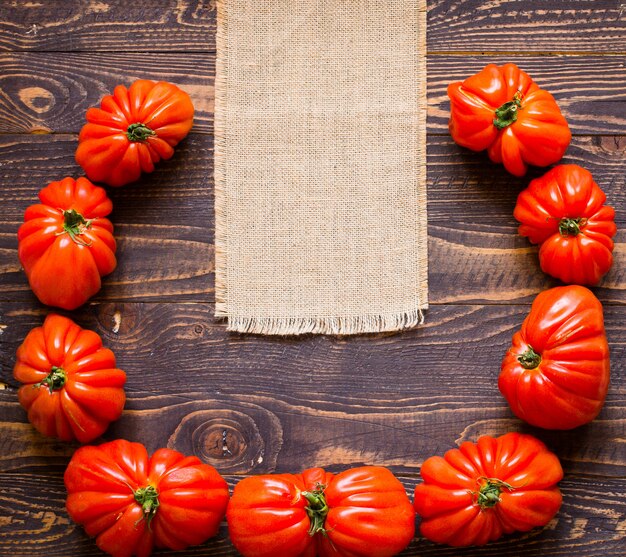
<box><xmin>0</xmin><ymin>1</ymin><xmax>624</xmax><ymax>555</ymax></box>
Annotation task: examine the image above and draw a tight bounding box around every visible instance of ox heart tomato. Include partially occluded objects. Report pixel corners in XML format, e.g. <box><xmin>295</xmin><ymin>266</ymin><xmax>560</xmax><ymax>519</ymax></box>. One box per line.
<box><xmin>75</xmin><ymin>79</ymin><xmax>194</xmax><ymax>187</ymax></box>
<box><xmin>65</xmin><ymin>439</ymin><xmax>230</xmax><ymax>557</ymax></box>
<box><xmin>499</xmin><ymin>285</ymin><xmax>610</xmax><ymax>430</ymax></box>
<box><xmin>13</xmin><ymin>314</ymin><xmax>126</xmax><ymax>443</ymax></box>
<box><xmin>18</xmin><ymin>176</ymin><xmax>117</xmax><ymax>310</ymax></box>
<box><xmin>448</xmin><ymin>63</ymin><xmax>571</xmax><ymax>176</ymax></box>
<box><xmin>227</xmin><ymin>465</ymin><xmax>415</xmax><ymax>557</ymax></box>
<box><xmin>414</xmin><ymin>433</ymin><xmax>563</xmax><ymax>547</ymax></box>
<box><xmin>514</xmin><ymin>164</ymin><xmax>617</xmax><ymax>285</ymax></box>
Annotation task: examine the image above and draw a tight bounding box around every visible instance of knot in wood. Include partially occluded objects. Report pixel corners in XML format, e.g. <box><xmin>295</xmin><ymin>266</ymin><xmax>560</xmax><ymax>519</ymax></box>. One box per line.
<box><xmin>203</xmin><ymin>425</ymin><xmax>245</xmax><ymax>460</ymax></box>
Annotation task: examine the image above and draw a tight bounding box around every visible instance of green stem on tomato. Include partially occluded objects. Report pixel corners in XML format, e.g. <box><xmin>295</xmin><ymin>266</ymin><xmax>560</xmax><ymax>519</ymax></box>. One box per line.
<box><xmin>127</xmin><ymin>122</ymin><xmax>156</xmax><ymax>142</ymax></box>
<box><xmin>518</xmin><ymin>346</ymin><xmax>542</xmax><ymax>370</ymax></box>
<box><xmin>302</xmin><ymin>484</ymin><xmax>329</xmax><ymax>536</ymax></box>
<box><xmin>134</xmin><ymin>485</ymin><xmax>160</xmax><ymax>528</ymax></box>
<box><xmin>471</xmin><ymin>477</ymin><xmax>516</xmax><ymax>510</ymax></box>
<box><xmin>493</xmin><ymin>91</ymin><xmax>523</xmax><ymax>130</ymax></box>
<box><xmin>559</xmin><ymin>217</ymin><xmax>586</xmax><ymax>237</ymax></box>
<box><xmin>36</xmin><ymin>366</ymin><xmax>67</xmax><ymax>391</ymax></box>
<box><xmin>59</xmin><ymin>209</ymin><xmax>93</xmax><ymax>246</ymax></box>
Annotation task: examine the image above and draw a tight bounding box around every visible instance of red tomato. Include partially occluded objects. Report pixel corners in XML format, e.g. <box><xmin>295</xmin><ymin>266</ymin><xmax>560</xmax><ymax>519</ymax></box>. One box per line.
<box><xmin>76</xmin><ymin>79</ymin><xmax>194</xmax><ymax>187</ymax></box>
<box><xmin>414</xmin><ymin>433</ymin><xmax>563</xmax><ymax>547</ymax></box>
<box><xmin>65</xmin><ymin>439</ymin><xmax>230</xmax><ymax>557</ymax></box>
<box><xmin>227</xmin><ymin>466</ymin><xmax>415</xmax><ymax>557</ymax></box>
<box><xmin>499</xmin><ymin>285</ymin><xmax>610</xmax><ymax>430</ymax></box>
<box><xmin>13</xmin><ymin>314</ymin><xmax>126</xmax><ymax>443</ymax></box>
<box><xmin>18</xmin><ymin>177</ymin><xmax>117</xmax><ymax>310</ymax></box>
<box><xmin>448</xmin><ymin>63</ymin><xmax>571</xmax><ymax>176</ymax></box>
<box><xmin>514</xmin><ymin>164</ymin><xmax>617</xmax><ymax>285</ymax></box>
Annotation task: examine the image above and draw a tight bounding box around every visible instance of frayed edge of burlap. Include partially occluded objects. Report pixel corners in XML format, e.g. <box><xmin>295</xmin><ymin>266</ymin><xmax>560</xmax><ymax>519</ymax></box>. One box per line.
<box><xmin>414</xmin><ymin>0</ymin><xmax>429</xmax><ymax>310</ymax></box>
<box><xmin>214</xmin><ymin>0</ymin><xmax>228</xmax><ymax>317</ymax></box>
<box><xmin>226</xmin><ymin>306</ymin><xmax>427</xmax><ymax>336</ymax></box>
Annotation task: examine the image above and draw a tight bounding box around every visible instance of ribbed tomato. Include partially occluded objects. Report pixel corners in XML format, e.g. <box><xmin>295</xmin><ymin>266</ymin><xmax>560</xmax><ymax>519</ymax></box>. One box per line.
<box><xmin>448</xmin><ymin>63</ymin><xmax>571</xmax><ymax>176</ymax></box>
<box><xmin>65</xmin><ymin>439</ymin><xmax>230</xmax><ymax>557</ymax></box>
<box><xmin>13</xmin><ymin>314</ymin><xmax>126</xmax><ymax>443</ymax></box>
<box><xmin>18</xmin><ymin>177</ymin><xmax>117</xmax><ymax>310</ymax></box>
<box><xmin>514</xmin><ymin>164</ymin><xmax>617</xmax><ymax>285</ymax></box>
<box><xmin>414</xmin><ymin>433</ymin><xmax>563</xmax><ymax>547</ymax></box>
<box><xmin>76</xmin><ymin>79</ymin><xmax>194</xmax><ymax>187</ymax></box>
<box><xmin>499</xmin><ymin>285</ymin><xmax>610</xmax><ymax>430</ymax></box>
<box><xmin>227</xmin><ymin>466</ymin><xmax>415</xmax><ymax>557</ymax></box>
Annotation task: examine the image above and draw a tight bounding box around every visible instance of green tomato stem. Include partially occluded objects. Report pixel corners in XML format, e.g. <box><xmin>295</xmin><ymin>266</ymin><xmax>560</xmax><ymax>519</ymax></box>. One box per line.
<box><xmin>127</xmin><ymin>122</ymin><xmax>156</xmax><ymax>142</ymax></box>
<box><xmin>302</xmin><ymin>484</ymin><xmax>329</xmax><ymax>536</ymax></box>
<box><xmin>36</xmin><ymin>366</ymin><xmax>67</xmax><ymax>391</ymax></box>
<box><xmin>133</xmin><ymin>485</ymin><xmax>160</xmax><ymax>527</ymax></box>
<box><xmin>559</xmin><ymin>217</ymin><xmax>586</xmax><ymax>237</ymax></box>
<box><xmin>471</xmin><ymin>477</ymin><xmax>516</xmax><ymax>510</ymax></box>
<box><xmin>493</xmin><ymin>91</ymin><xmax>523</xmax><ymax>130</ymax></box>
<box><xmin>60</xmin><ymin>209</ymin><xmax>93</xmax><ymax>246</ymax></box>
<box><xmin>518</xmin><ymin>346</ymin><xmax>542</xmax><ymax>370</ymax></box>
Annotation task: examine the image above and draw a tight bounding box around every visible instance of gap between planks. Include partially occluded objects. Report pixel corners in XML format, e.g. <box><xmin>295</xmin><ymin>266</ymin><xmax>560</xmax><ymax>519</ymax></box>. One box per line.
<box><xmin>2</xmin><ymin>132</ymin><xmax>625</xmax><ymax>138</ymax></box>
<box><xmin>2</xmin><ymin>50</ymin><xmax>625</xmax><ymax>55</ymax></box>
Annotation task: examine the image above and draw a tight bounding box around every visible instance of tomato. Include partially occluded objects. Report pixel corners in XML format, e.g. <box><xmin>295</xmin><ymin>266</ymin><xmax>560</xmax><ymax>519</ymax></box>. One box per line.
<box><xmin>499</xmin><ymin>285</ymin><xmax>610</xmax><ymax>430</ymax></box>
<box><xmin>227</xmin><ymin>466</ymin><xmax>415</xmax><ymax>557</ymax></box>
<box><xmin>414</xmin><ymin>433</ymin><xmax>563</xmax><ymax>547</ymax></box>
<box><xmin>75</xmin><ymin>79</ymin><xmax>194</xmax><ymax>187</ymax></box>
<box><xmin>448</xmin><ymin>63</ymin><xmax>571</xmax><ymax>176</ymax></box>
<box><xmin>65</xmin><ymin>439</ymin><xmax>229</xmax><ymax>557</ymax></box>
<box><xmin>18</xmin><ymin>177</ymin><xmax>117</xmax><ymax>310</ymax></box>
<box><xmin>13</xmin><ymin>314</ymin><xmax>126</xmax><ymax>443</ymax></box>
<box><xmin>514</xmin><ymin>164</ymin><xmax>617</xmax><ymax>285</ymax></box>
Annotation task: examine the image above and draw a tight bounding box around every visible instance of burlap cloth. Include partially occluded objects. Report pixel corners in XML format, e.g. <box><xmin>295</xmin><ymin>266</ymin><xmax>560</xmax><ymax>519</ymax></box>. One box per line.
<box><xmin>215</xmin><ymin>0</ymin><xmax>427</xmax><ymax>335</ymax></box>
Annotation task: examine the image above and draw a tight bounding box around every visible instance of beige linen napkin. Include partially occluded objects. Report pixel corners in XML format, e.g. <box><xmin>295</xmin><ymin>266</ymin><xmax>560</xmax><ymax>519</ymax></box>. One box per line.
<box><xmin>215</xmin><ymin>0</ymin><xmax>427</xmax><ymax>335</ymax></box>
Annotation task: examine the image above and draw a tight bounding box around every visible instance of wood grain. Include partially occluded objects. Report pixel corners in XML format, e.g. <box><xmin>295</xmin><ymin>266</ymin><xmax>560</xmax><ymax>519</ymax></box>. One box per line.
<box><xmin>1</xmin><ymin>303</ymin><xmax>624</xmax><ymax>477</ymax></box>
<box><xmin>0</xmin><ymin>0</ymin><xmax>218</xmax><ymax>53</ymax></box>
<box><xmin>1</xmin><ymin>0</ymin><xmax>624</xmax><ymax>53</ymax></box>
<box><xmin>1</xmin><ymin>53</ymin><xmax>625</xmax><ymax>136</ymax></box>
<box><xmin>427</xmin><ymin>0</ymin><xmax>626</xmax><ymax>53</ymax></box>
<box><xmin>0</xmin><ymin>134</ymin><xmax>623</xmax><ymax>305</ymax></box>
<box><xmin>0</xmin><ymin>52</ymin><xmax>214</xmax><ymax>134</ymax></box>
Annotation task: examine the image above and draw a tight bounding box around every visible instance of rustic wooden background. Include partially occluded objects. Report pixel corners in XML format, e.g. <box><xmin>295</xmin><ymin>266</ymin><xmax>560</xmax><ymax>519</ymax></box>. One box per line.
<box><xmin>0</xmin><ymin>1</ymin><xmax>624</xmax><ymax>555</ymax></box>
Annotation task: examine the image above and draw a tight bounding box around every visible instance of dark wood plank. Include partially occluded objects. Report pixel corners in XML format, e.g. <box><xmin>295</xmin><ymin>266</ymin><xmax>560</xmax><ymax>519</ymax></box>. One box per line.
<box><xmin>0</xmin><ymin>0</ymin><xmax>217</xmax><ymax>52</ymax></box>
<box><xmin>428</xmin><ymin>0</ymin><xmax>626</xmax><ymax>53</ymax></box>
<box><xmin>0</xmin><ymin>134</ymin><xmax>623</xmax><ymax>305</ymax></box>
<box><xmin>1</xmin><ymin>53</ymin><xmax>625</xmax><ymax>136</ymax></box>
<box><xmin>1</xmin><ymin>1</ymin><xmax>624</xmax><ymax>53</ymax></box>
<box><xmin>0</xmin><ymin>52</ymin><xmax>214</xmax><ymax>134</ymax></box>
<box><xmin>0</xmin><ymin>469</ymin><xmax>624</xmax><ymax>556</ymax></box>
<box><xmin>1</xmin><ymin>303</ymin><xmax>624</xmax><ymax>478</ymax></box>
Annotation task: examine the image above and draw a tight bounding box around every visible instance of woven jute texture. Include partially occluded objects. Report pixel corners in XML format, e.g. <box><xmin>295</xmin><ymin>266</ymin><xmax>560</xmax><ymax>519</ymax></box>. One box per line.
<box><xmin>215</xmin><ymin>0</ymin><xmax>428</xmax><ymax>335</ymax></box>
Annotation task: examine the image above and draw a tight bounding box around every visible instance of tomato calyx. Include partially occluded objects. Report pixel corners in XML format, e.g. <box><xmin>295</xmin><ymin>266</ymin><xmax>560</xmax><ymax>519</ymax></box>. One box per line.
<box><xmin>493</xmin><ymin>91</ymin><xmax>523</xmax><ymax>130</ymax></box>
<box><xmin>36</xmin><ymin>366</ymin><xmax>67</xmax><ymax>391</ymax></box>
<box><xmin>559</xmin><ymin>217</ymin><xmax>587</xmax><ymax>237</ymax></box>
<box><xmin>59</xmin><ymin>209</ymin><xmax>93</xmax><ymax>247</ymax></box>
<box><xmin>302</xmin><ymin>484</ymin><xmax>330</xmax><ymax>537</ymax></box>
<box><xmin>133</xmin><ymin>485</ymin><xmax>160</xmax><ymax>527</ymax></box>
<box><xmin>470</xmin><ymin>477</ymin><xmax>516</xmax><ymax>510</ymax></box>
<box><xmin>127</xmin><ymin>123</ymin><xmax>156</xmax><ymax>142</ymax></box>
<box><xmin>518</xmin><ymin>345</ymin><xmax>542</xmax><ymax>370</ymax></box>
